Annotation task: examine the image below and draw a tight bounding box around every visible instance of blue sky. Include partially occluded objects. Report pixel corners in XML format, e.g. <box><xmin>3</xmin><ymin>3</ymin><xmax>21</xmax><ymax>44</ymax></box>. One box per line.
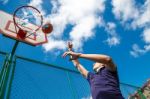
<box><xmin>0</xmin><ymin>0</ymin><xmax>150</xmax><ymax>90</ymax></box>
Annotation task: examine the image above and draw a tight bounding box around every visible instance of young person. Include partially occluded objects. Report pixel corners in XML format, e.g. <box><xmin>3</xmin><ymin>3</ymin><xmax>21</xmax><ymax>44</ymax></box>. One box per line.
<box><xmin>62</xmin><ymin>42</ymin><xmax>124</xmax><ymax>99</ymax></box>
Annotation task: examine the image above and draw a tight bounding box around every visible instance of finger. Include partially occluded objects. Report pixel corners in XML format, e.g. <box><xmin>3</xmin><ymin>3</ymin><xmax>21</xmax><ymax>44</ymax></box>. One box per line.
<box><xmin>63</xmin><ymin>52</ymin><xmax>68</xmax><ymax>58</ymax></box>
<box><xmin>67</xmin><ymin>41</ymin><xmax>70</xmax><ymax>48</ymax></box>
<box><xmin>62</xmin><ymin>52</ymin><xmax>70</xmax><ymax>58</ymax></box>
<box><xmin>64</xmin><ymin>52</ymin><xmax>71</xmax><ymax>57</ymax></box>
<box><xmin>62</xmin><ymin>52</ymin><xmax>67</xmax><ymax>58</ymax></box>
<box><xmin>68</xmin><ymin>41</ymin><xmax>72</xmax><ymax>48</ymax></box>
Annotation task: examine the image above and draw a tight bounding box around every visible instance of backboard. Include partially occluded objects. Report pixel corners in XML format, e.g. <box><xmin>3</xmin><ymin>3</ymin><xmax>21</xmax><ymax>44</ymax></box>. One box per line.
<box><xmin>0</xmin><ymin>10</ymin><xmax>48</xmax><ymax>46</ymax></box>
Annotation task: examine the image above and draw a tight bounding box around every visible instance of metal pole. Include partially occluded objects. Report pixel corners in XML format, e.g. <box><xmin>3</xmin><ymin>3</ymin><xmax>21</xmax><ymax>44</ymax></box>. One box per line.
<box><xmin>66</xmin><ymin>71</ymin><xmax>77</xmax><ymax>99</ymax></box>
<box><xmin>0</xmin><ymin>40</ymin><xmax>19</xmax><ymax>99</ymax></box>
<box><xmin>11</xmin><ymin>40</ymin><xmax>19</xmax><ymax>57</ymax></box>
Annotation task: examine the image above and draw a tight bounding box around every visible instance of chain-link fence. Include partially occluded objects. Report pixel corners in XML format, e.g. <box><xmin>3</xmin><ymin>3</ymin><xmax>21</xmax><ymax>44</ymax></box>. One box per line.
<box><xmin>0</xmin><ymin>51</ymin><xmax>148</xmax><ymax>99</ymax></box>
<box><xmin>0</xmin><ymin>51</ymin><xmax>7</xmax><ymax>73</ymax></box>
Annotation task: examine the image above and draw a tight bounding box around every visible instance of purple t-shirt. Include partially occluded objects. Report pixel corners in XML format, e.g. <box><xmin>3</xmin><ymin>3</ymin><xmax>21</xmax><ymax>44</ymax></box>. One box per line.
<box><xmin>87</xmin><ymin>67</ymin><xmax>124</xmax><ymax>99</ymax></box>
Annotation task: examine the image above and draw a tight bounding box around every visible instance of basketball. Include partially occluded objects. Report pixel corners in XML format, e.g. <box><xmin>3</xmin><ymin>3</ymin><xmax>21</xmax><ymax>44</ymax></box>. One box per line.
<box><xmin>42</xmin><ymin>23</ymin><xmax>53</xmax><ymax>34</ymax></box>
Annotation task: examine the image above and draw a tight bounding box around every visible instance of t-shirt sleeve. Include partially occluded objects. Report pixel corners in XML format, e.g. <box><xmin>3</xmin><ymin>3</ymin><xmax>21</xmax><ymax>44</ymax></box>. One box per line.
<box><xmin>86</xmin><ymin>72</ymin><xmax>94</xmax><ymax>84</ymax></box>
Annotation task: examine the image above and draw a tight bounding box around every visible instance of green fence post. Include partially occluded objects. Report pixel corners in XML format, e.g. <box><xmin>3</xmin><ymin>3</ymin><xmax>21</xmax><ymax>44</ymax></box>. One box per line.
<box><xmin>137</xmin><ymin>89</ymin><xmax>146</xmax><ymax>99</ymax></box>
<box><xmin>5</xmin><ymin>56</ymin><xmax>17</xmax><ymax>99</ymax></box>
<box><xmin>66</xmin><ymin>71</ymin><xmax>78</xmax><ymax>99</ymax></box>
<box><xmin>0</xmin><ymin>54</ymin><xmax>8</xmax><ymax>85</ymax></box>
<box><xmin>0</xmin><ymin>54</ymin><xmax>12</xmax><ymax>99</ymax></box>
<box><xmin>0</xmin><ymin>40</ymin><xmax>19</xmax><ymax>99</ymax></box>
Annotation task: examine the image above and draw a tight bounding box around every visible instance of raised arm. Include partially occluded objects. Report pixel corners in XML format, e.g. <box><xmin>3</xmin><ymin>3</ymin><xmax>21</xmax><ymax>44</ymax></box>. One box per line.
<box><xmin>79</xmin><ymin>54</ymin><xmax>111</xmax><ymax>64</ymax></box>
<box><xmin>63</xmin><ymin>51</ymin><xmax>116</xmax><ymax>71</ymax></box>
<box><xmin>79</xmin><ymin>54</ymin><xmax>116</xmax><ymax>70</ymax></box>
<box><xmin>62</xmin><ymin>51</ymin><xmax>88</xmax><ymax>78</ymax></box>
<box><xmin>63</xmin><ymin>41</ymin><xmax>88</xmax><ymax>78</ymax></box>
<box><xmin>72</xmin><ymin>59</ymin><xmax>88</xmax><ymax>78</ymax></box>
<box><xmin>67</xmin><ymin>42</ymin><xmax>111</xmax><ymax>65</ymax></box>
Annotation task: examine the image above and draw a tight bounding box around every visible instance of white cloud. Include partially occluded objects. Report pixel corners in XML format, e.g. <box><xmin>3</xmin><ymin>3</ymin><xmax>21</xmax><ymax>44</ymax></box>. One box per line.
<box><xmin>145</xmin><ymin>45</ymin><xmax>150</xmax><ymax>51</ymax></box>
<box><xmin>112</xmin><ymin>0</ymin><xmax>139</xmax><ymax>22</ymax></box>
<box><xmin>28</xmin><ymin>0</ymin><xmax>46</xmax><ymax>16</ymax></box>
<box><xmin>132</xmin><ymin>0</ymin><xmax>150</xmax><ymax>28</ymax></box>
<box><xmin>130</xmin><ymin>44</ymin><xmax>150</xmax><ymax>57</ymax></box>
<box><xmin>0</xmin><ymin>0</ymin><xmax>9</xmax><ymax>4</ymax></box>
<box><xmin>104</xmin><ymin>22</ymin><xmax>120</xmax><ymax>46</ymax></box>
<box><xmin>105</xmin><ymin>36</ymin><xmax>120</xmax><ymax>46</ymax></box>
<box><xmin>21</xmin><ymin>0</ymin><xmax>130</xmax><ymax>58</ymax></box>
<box><xmin>107</xmin><ymin>22</ymin><xmax>116</xmax><ymax>30</ymax></box>
<box><xmin>130</xmin><ymin>44</ymin><xmax>145</xmax><ymax>57</ymax></box>
<box><xmin>31</xmin><ymin>0</ymin><xmax>105</xmax><ymax>52</ymax></box>
<box><xmin>69</xmin><ymin>15</ymin><xmax>100</xmax><ymax>50</ymax></box>
<box><xmin>142</xmin><ymin>28</ymin><xmax>150</xmax><ymax>44</ymax></box>
<box><xmin>112</xmin><ymin>0</ymin><xmax>150</xmax><ymax>57</ymax></box>
<box><xmin>28</xmin><ymin>0</ymin><xmax>123</xmax><ymax>53</ymax></box>
<box><xmin>130</xmin><ymin>28</ymin><xmax>150</xmax><ymax>57</ymax></box>
<box><xmin>112</xmin><ymin>0</ymin><xmax>150</xmax><ymax>28</ymax></box>
<box><xmin>43</xmin><ymin>37</ymin><xmax>66</xmax><ymax>51</ymax></box>
<box><xmin>105</xmin><ymin>22</ymin><xmax>116</xmax><ymax>35</ymax></box>
<box><xmin>47</xmin><ymin>0</ymin><xmax>105</xmax><ymax>51</ymax></box>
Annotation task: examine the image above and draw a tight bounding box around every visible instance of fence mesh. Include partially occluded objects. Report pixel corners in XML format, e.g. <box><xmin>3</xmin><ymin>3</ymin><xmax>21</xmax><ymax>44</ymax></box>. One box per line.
<box><xmin>10</xmin><ymin>57</ymin><xmax>74</xmax><ymax>99</ymax></box>
<box><xmin>120</xmin><ymin>83</ymin><xmax>139</xmax><ymax>98</ymax></box>
<box><xmin>0</xmin><ymin>52</ymin><xmax>7</xmax><ymax>73</ymax></box>
<box><xmin>0</xmin><ymin>52</ymin><xmax>147</xmax><ymax>99</ymax></box>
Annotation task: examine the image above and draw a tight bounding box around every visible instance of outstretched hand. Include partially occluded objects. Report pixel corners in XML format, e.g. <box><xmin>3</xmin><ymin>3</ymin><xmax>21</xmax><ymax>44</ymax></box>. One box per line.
<box><xmin>67</xmin><ymin>41</ymin><xmax>73</xmax><ymax>60</ymax></box>
<box><xmin>68</xmin><ymin>41</ymin><xmax>73</xmax><ymax>51</ymax></box>
<box><xmin>62</xmin><ymin>51</ymin><xmax>81</xmax><ymax>60</ymax></box>
<box><xmin>62</xmin><ymin>41</ymin><xmax>81</xmax><ymax>60</ymax></box>
<box><xmin>62</xmin><ymin>43</ymin><xmax>88</xmax><ymax>78</ymax></box>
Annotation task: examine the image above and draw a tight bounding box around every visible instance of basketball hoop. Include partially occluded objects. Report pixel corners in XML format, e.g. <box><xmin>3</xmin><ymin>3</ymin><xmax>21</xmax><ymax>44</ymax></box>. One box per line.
<box><xmin>13</xmin><ymin>5</ymin><xmax>43</xmax><ymax>40</ymax></box>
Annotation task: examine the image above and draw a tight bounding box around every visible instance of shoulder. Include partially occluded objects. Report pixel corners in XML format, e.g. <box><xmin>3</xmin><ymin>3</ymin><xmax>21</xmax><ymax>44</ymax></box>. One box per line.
<box><xmin>105</xmin><ymin>57</ymin><xmax>116</xmax><ymax>71</ymax></box>
<box><xmin>86</xmin><ymin>72</ymin><xmax>95</xmax><ymax>82</ymax></box>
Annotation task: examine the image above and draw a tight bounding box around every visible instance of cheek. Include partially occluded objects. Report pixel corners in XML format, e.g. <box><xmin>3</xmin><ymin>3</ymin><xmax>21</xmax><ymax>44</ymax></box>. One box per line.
<box><xmin>93</xmin><ymin>65</ymin><xmax>95</xmax><ymax>69</ymax></box>
<box><xmin>94</xmin><ymin>64</ymin><xmax>98</xmax><ymax>67</ymax></box>
<box><xmin>93</xmin><ymin>65</ymin><xmax>98</xmax><ymax>69</ymax></box>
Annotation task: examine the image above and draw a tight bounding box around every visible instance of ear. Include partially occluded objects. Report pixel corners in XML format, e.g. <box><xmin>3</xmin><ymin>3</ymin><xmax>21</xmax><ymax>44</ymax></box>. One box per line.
<box><xmin>106</xmin><ymin>59</ymin><xmax>116</xmax><ymax>71</ymax></box>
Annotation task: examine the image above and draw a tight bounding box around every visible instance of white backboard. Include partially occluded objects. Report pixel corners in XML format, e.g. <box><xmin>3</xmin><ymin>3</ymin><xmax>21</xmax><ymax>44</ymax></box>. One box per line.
<box><xmin>0</xmin><ymin>10</ymin><xmax>48</xmax><ymax>46</ymax></box>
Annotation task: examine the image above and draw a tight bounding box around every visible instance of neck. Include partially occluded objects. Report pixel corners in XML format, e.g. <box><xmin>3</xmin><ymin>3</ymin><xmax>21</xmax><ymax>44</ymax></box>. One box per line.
<box><xmin>95</xmin><ymin>65</ymin><xmax>104</xmax><ymax>73</ymax></box>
